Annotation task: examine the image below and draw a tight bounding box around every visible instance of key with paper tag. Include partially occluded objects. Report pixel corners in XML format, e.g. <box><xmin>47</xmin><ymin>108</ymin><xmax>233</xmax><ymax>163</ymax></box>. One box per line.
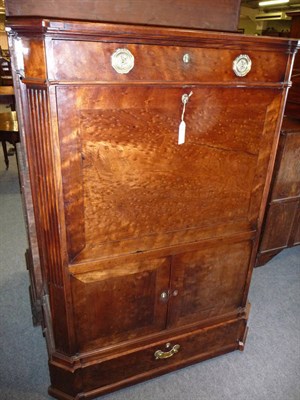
<box><xmin>178</xmin><ymin>91</ymin><xmax>193</xmax><ymax>145</ymax></box>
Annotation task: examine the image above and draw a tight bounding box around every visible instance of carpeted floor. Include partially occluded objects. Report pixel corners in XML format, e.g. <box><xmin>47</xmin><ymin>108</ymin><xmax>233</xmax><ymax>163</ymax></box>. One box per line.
<box><xmin>0</xmin><ymin>155</ymin><xmax>299</xmax><ymax>400</ymax></box>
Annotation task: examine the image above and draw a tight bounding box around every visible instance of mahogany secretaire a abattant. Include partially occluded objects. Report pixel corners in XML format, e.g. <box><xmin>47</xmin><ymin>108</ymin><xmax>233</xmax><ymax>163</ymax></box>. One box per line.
<box><xmin>6</xmin><ymin>13</ymin><xmax>299</xmax><ymax>400</ymax></box>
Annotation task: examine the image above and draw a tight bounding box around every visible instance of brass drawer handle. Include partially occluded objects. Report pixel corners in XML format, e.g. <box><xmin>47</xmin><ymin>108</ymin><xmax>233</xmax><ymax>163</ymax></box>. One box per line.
<box><xmin>154</xmin><ymin>344</ymin><xmax>180</xmax><ymax>360</ymax></box>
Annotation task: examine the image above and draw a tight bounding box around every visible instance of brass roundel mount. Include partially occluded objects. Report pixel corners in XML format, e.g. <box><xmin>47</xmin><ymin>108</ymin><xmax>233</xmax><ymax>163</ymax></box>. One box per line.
<box><xmin>233</xmin><ymin>54</ymin><xmax>252</xmax><ymax>77</ymax></box>
<box><xmin>111</xmin><ymin>48</ymin><xmax>135</xmax><ymax>74</ymax></box>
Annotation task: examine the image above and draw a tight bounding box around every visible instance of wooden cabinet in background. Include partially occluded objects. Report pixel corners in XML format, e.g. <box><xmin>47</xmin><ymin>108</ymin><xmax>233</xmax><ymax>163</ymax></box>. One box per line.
<box><xmin>7</xmin><ymin>16</ymin><xmax>298</xmax><ymax>400</ymax></box>
<box><xmin>5</xmin><ymin>0</ymin><xmax>242</xmax><ymax>32</ymax></box>
<box><xmin>256</xmin><ymin>117</ymin><xmax>300</xmax><ymax>266</ymax></box>
<box><xmin>285</xmin><ymin>11</ymin><xmax>300</xmax><ymax>118</ymax></box>
<box><xmin>257</xmin><ymin>12</ymin><xmax>300</xmax><ymax>266</ymax></box>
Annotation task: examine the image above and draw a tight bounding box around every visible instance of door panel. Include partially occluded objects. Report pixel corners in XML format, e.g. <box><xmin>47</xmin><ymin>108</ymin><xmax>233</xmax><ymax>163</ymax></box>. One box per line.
<box><xmin>168</xmin><ymin>241</ymin><xmax>252</xmax><ymax>328</ymax></box>
<box><xmin>272</xmin><ymin>132</ymin><xmax>300</xmax><ymax>200</ymax></box>
<box><xmin>260</xmin><ymin>201</ymin><xmax>298</xmax><ymax>251</ymax></box>
<box><xmin>71</xmin><ymin>257</ymin><xmax>170</xmax><ymax>351</ymax></box>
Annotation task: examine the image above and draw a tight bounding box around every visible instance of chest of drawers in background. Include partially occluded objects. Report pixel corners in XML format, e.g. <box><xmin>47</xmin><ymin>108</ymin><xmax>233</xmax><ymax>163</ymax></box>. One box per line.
<box><xmin>7</xmin><ymin>17</ymin><xmax>299</xmax><ymax>400</ymax></box>
<box><xmin>256</xmin><ymin>117</ymin><xmax>300</xmax><ymax>266</ymax></box>
<box><xmin>285</xmin><ymin>11</ymin><xmax>300</xmax><ymax>119</ymax></box>
<box><xmin>256</xmin><ymin>11</ymin><xmax>300</xmax><ymax>266</ymax></box>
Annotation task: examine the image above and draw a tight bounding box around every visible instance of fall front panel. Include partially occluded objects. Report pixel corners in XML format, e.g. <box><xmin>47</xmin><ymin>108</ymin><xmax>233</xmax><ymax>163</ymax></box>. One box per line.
<box><xmin>56</xmin><ymin>85</ymin><xmax>281</xmax><ymax>262</ymax></box>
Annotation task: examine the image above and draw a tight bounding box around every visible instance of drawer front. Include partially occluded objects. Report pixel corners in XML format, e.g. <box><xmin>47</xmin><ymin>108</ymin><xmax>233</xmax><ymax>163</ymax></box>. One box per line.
<box><xmin>80</xmin><ymin>319</ymin><xmax>246</xmax><ymax>394</ymax></box>
<box><xmin>48</xmin><ymin>40</ymin><xmax>287</xmax><ymax>83</ymax></box>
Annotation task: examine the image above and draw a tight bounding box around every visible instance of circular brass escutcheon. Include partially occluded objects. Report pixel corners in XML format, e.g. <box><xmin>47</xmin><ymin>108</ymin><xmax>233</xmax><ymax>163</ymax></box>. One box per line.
<box><xmin>233</xmin><ymin>54</ymin><xmax>252</xmax><ymax>77</ymax></box>
<box><xmin>111</xmin><ymin>48</ymin><xmax>135</xmax><ymax>74</ymax></box>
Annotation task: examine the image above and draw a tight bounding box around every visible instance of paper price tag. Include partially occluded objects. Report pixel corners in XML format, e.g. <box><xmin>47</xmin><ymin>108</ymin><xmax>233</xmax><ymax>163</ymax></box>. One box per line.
<box><xmin>178</xmin><ymin>120</ymin><xmax>186</xmax><ymax>145</ymax></box>
<box><xmin>178</xmin><ymin>91</ymin><xmax>192</xmax><ymax>145</ymax></box>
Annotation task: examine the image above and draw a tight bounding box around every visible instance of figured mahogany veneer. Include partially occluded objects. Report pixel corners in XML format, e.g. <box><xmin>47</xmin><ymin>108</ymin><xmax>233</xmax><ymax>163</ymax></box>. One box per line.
<box><xmin>7</xmin><ymin>16</ymin><xmax>299</xmax><ymax>400</ymax></box>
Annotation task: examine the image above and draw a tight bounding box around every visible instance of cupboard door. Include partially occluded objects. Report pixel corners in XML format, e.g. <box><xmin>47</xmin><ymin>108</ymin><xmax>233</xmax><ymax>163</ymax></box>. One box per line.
<box><xmin>259</xmin><ymin>201</ymin><xmax>299</xmax><ymax>251</ymax></box>
<box><xmin>71</xmin><ymin>257</ymin><xmax>170</xmax><ymax>351</ymax></box>
<box><xmin>56</xmin><ymin>85</ymin><xmax>281</xmax><ymax>263</ymax></box>
<box><xmin>168</xmin><ymin>241</ymin><xmax>252</xmax><ymax>328</ymax></box>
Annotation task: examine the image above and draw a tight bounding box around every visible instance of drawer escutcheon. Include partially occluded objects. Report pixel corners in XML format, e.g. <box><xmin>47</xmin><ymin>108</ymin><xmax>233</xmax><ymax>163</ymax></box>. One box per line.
<box><xmin>111</xmin><ymin>48</ymin><xmax>135</xmax><ymax>74</ymax></box>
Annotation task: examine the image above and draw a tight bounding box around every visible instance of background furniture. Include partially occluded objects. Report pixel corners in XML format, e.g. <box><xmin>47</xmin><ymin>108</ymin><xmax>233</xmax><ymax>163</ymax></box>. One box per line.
<box><xmin>4</xmin><ymin>0</ymin><xmax>242</xmax><ymax>32</ymax></box>
<box><xmin>0</xmin><ymin>49</ymin><xmax>10</xmax><ymax>58</ymax></box>
<box><xmin>0</xmin><ymin>56</ymin><xmax>13</xmax><ymax>86</ymax></box>
<box><xmin>256</xmin><ymin>12</ymin><xmax>300</xmax><ymax>266</ymax></box>
<box><xmin>7</xmin><ymin>16</ymin><xmax>298</xmax><ymax>399</ymax></box>
<box><xmin>0</xmin><ymin>110</ymin><xmax>19</xmax><ymax>169</ymax></box>
<box><xmin>256</xmin><ymin>118</ymin><xmax>300</xmax><ymax>266</ymax></box>
<box><xmin>285</xmin><ymin>12</ymin><xmax>300</xmax><ymax>118</ymax></box>
<box><xmin>0</xmin><ymin>85</ymin><xmax>15</xmax><ymax>110</ymax></box>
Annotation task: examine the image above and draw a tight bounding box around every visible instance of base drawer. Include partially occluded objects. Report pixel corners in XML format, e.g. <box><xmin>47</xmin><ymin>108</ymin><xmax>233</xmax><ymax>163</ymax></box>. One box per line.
<box><xmin>49</xmin><ymin>317</ymin><xmax>247</xmax><ymax>399</ymax></box>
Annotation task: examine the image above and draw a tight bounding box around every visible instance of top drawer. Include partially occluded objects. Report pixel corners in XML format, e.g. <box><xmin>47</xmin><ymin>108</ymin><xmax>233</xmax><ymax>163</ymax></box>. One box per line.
<box><xmin>47</xmin><ymin>40</ymin><xmax>287</xmax><ymax>84</ymax></box>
